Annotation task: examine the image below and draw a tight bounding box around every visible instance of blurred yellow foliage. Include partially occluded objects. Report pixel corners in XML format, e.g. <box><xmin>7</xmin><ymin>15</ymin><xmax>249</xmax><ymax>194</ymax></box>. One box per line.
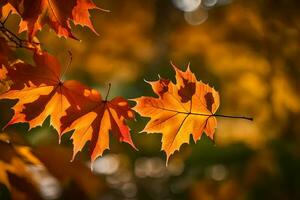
<box><xmin>170</xmin><ymin>0</ymin><xmax>300</xmax><ymax>147</ymax></box>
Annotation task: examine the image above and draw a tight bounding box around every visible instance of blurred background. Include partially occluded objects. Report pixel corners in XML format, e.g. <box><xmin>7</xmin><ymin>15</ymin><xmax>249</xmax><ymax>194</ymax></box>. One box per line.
<box><xmin>0</xmin><ymin>0</ymin><xmax>300</xmax><ymax>199</ymax></box>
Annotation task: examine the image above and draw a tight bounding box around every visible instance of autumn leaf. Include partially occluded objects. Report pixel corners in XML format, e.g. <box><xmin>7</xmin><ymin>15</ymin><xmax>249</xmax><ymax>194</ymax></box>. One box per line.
<box><xmin>0</xmin><ymin>132</ymin><xmax>107</xmax><ymax>198</ymax></box>
<box><xmin>2</xmin><ymin>0</ymin><xmax>104</xmax><ymax>39</ymax></box>
<box><xmin>0</xmin><ymin>133</ymin><xmax>42</xmax><ymax>199</ymax></box>
<box><xmin>133</xmin><ymin>63</ymin><xmax>220</xmax><ymax>162</ymax></box>
<box><xmin>0</xmin><ymin>51</ymin><xmax>96</xmax><ymax>141</ymax></box>
<box><xmin>60</xmin><ymin>84</ymin><xmax>136</xmax><ymax>164</ymax></box>
<box><xmin>33</xmin><ymin>145</ymin><xmax>107</xmax><ymax>196</ymax></box>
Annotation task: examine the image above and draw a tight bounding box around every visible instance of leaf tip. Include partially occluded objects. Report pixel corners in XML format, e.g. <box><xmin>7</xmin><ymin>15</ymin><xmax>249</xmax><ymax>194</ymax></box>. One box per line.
<box><xmin>165</xmin><ymin>154</ymin><xmax>171</xmax><ymax>167</ymax></box>
<box><xmin>70</xmin><ymin>151</ymin><xmax>77</xmax><ymax>162</ymax></box>
<box><xmin>132</xmin><ymin>143</ymin><xmax>139</xmax><ymax>151</ymax></box>
<box><xmin>143</xmin><ymin>78</ymin><xmax>150</xmax><ymax>84</ymax></box>
<box><xmin>90</xmin><ymin>161</ymin><xmax>94</xmax><ymax>172</ymax></box>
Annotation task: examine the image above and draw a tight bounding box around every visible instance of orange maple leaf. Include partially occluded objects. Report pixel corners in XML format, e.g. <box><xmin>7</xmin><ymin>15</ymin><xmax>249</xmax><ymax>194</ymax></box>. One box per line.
<box><xmin>133</xmin><ymin>63</ymin><xmax>220</xmax><ymax>162</ymax></box>
<box><xmin>0</xmin><ymin>51</ymin><xmax>96</xmax><ymax>141</ymax></box>
<box><xmin>2</xmin><ymin>0</ymin><xmax>105</xmax><ymax>39</ymax></box>
<box><xmin>60</xmin><ymin>84</ymin><xmax>136</xmax><ymax>163</ymax></box>
<box><xmin>0</xmin><ymin>133</ymin><xmax>42</xmax><ymax>196</ymax></box>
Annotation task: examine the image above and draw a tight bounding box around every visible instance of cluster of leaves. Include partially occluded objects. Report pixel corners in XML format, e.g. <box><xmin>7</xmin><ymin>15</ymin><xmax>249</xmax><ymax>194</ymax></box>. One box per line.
<box><xmin>0</xmin><ymin>49</ymin><xmax>137</xmax><ymax>162</ymax></box>
<box><xmin>0</xmin><ymin>0</ymin><xmax>103</xmax><ymax>40</ymax></box>
<box><xmin>0</xmin><ymin>0</ymin><xmax>250</xmax><ymax>170</ymax></box>
<box><xmin>0</xmin><ymin>46</ymin><xmax>221</xmax><ymax>163</ymax></box>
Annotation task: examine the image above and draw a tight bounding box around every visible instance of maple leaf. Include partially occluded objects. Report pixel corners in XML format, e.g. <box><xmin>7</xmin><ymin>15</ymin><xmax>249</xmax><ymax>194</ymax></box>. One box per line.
<box><xmin>133</xmin><ymin>63</ymin><xmax>220</xmax><ymax>162</ymax></box>
<box><xmin>0</xmin><ymin>51</ymin><xmax>95</xmax><ymax>140</ymax></box>
<box><xmin>33</xmin><ymin>145</ymin><xmax>106</xmax><ymax>195</ymax></box>
<box><xmin>0</xmin><ymin>133</ymin><xmax>106</xmax><ymax>198</ymax></box>
<box><xmin>2</xmin><ymin>0</ymin><xmax>104</xmax><ymax>39</ymax></box>
<box><xmin>0</xmin><ymin>133</ymin><xmax>42</xmax><ymax>198</ymax></box>
<box><xmin>60</xmin><ymin>84</ymin><xmax>136</xmax><ymax>163</ymax></box>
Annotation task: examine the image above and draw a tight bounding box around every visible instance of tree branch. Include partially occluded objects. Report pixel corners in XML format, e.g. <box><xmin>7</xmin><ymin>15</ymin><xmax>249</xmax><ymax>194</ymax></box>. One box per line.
<box><xmin>0</xmin><ymin>13</ymin><xmax>40</xmax><ymax>50</ymax></box>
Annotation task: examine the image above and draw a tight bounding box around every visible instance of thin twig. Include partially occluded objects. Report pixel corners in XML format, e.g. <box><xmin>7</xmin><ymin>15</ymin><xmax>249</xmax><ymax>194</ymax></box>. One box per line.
<box><xmin>2</xmin><ymin>11</ymin><xmax>12</xmax><ymax>24</ymax></box>
<box><xmin>0</xmin><ymin>12</ymin><xmax>40</xmax><ymax>49</ymax></box>
<box><xmin>61</xmin><ymin>50</ymin><xmax>73</xmax><ymax>79</ymax></box>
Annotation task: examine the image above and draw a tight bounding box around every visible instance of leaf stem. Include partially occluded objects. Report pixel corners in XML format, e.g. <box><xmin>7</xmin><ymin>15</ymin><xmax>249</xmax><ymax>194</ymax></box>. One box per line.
<box><xmin>105</xmin><ymin>83</ymin><xmax>111</xmax><ymax>101</ymax></box>
<box><xmin>213</xmin><ymin>114</ymin><xmax>253</xmax><ymax>121</ymax></box>
<box><xmin>61</xmin><ymin>50</ymin><xmax>73</xmax><ymax>80</ymax></box>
